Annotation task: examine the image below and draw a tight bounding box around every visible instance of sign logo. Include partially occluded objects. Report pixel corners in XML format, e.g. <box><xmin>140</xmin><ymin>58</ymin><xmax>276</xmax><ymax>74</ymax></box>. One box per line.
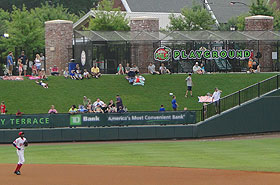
<box><xmin>154</xmin><ymin>47</ymin><xmax>252</xmax><ymax>61</ymax></box>
<box><xmin>154</xmin><ymin>46</ymin><xmax>171</xmax><ymax>62</ymax></box>
<box><xmin>70</xmin><ymin>115</ymin><xmax>81</xmax><ymax>126</ymax></box>
<box><xmin>81</xmin><ymin>50</ymin><xmax>86</xmax><ymax>66</ymax></box>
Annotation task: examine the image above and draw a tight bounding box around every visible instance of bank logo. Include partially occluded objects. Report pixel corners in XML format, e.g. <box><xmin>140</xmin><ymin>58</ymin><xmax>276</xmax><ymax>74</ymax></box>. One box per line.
<box><xmin>70</xmin><ymin>115</ymin><xmax>81</xmax><ymax>126</ymax></box>
<box><xmin>154</xmin><ymin>46</ymin><xmax>171</xmax><ymax>62</ymax></box>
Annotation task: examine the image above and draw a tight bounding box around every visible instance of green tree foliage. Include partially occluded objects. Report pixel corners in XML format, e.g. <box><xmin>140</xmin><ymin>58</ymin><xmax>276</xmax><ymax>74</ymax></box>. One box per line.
<box><xmin>31</xmin><ymin>2</ymin><xmax>79</xmax><ymax>24</ymax></box>
<box><xmin>223</xmin><ymin>0</ymin><xmax>280</xmax><ymax>31</ymax></box>
<box><xmin>168</xmin><ymin>3</ymin><xmax>215</xmax><ymax>31</ymax></box>
<box><xmin>0</xmin><ymin>9</ymin><xmax>10</xmax><ymax>34</ymax></box>
<box><xmin>0</xmin><ymin>2</ymin><xmax>81</xmax><ymax>58</ymax></box>
<box><xmin>0</xmin><ymin>0</ymin><xmax>98</xmax><ymax>16</ymax></box>
<box><xmin>87</xmin><ymin>0</ymin><xmax>130</xmax><ymax>31</ymax></box>
<box><xmin>250</xmin><ymin>0</ymin><xmax>273</xmax><ymax>16</ymax></box>
<box><xmin>1</xmin><ymin>5</ymin><xmax>44</xmax><ymax>53</ymax></box>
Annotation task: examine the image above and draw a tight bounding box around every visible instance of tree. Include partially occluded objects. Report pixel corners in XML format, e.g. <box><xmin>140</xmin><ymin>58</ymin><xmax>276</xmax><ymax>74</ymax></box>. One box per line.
<box><xmin>0</xmin><ymin>0</ymin><xmax>98</xmax><ymax>16</ymax></box>
<box><xmin>31</xmin><ymin>2</ymin><xmax>79</xmax><ymax>25</ymax></box>
<box><xmin>87</xmin><ymin>0</ymin><xmax>130</xmax><ymax>31</ymax></box>
<box><xmin>250</xmin><ymin>0</ymin><xmax>274</xmax><ymax>16</ymax></box>
<box><xmin>1</xmin><ymin>5</ymin><xmax>44</xmax><ymax>54</ymax></box>
<box><xmin>168</xmin><ymin>3</ymin><xmax>215</xmax><ymax>31</ymax></box>
<box><xmin>0</xmin><ymin>9</ymin><xmax>10</xmax><ymax>35</ymax></box>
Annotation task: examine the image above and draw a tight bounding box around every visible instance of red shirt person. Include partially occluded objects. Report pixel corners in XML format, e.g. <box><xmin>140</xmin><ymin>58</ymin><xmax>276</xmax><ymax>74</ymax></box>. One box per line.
<box><xmin>0</xmin><ymin>101</ymin><xmax>6</xmax><ymax>114</ymax></box>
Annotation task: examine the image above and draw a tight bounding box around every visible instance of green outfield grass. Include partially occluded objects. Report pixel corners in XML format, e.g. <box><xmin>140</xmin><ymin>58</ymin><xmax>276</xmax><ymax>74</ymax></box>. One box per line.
<box><xmin>1</xmin><ymin>137</ymin><xmax>280</xmax><ymax>172</ymax></box>
<box><xmin>0</xmin><ymin>73</ymin><xmax>277</xmax><ymax>114</ymax></box>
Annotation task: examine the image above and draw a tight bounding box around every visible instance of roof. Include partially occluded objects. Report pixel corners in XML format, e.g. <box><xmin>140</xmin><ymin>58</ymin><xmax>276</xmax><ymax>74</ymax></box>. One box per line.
<box><xmin>125</xmin><ymin>0</ymin><xmax>198</xmax><ymax>13</ymax></box>
<box><xmin>74</xmin><ymin>30</ymin><xmax>280</xmax><ymax>42</ymax></box>
<box><xmin>73</xmin><ymin>10</ymin><xmax>181</xmax><ymax>30</ymax></box>
<box><xmin>208</xmin><ymin>0</ymin><xmax>250</xmax><ymax>23</ymax></box>
<box><xmin>124</xmin><ymin>0</ymin><xmax>250</xmax><ymax>23</ymax></box>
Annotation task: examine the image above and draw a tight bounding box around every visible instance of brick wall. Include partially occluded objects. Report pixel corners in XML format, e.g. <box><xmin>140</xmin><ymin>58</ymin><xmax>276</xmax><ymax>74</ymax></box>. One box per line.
<box><xmin>45</xmin><ymin>20</ymin><xmax>73</xmax><ymax>75</ymax></box>
<box><xmin>130</xmin><ymin>17</ymin><xmax>159</xmax><ymax>73</ymax></box>
<box><xmin>245</xmin><ymin>16</ymin><xmax>274</xmax><ymax>72</ymax></box>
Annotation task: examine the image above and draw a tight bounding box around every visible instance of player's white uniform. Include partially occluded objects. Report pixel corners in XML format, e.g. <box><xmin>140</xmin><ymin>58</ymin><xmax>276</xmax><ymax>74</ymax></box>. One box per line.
<box><xmin>13</xmin><ymin>137</ymin><xmax>27</xmax><ymax>164</ymax></box>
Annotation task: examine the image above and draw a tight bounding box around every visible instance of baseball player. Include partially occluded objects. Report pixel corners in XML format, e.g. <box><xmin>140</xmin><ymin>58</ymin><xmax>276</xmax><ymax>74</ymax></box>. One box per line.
<box><xmin>12</xmin><ymin>132</ymin><xmax>28</xmax><ymax>175</ymax></box>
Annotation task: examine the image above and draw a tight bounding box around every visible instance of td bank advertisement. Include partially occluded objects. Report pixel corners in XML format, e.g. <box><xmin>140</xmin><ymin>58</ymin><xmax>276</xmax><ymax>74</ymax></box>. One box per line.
<box><xmin>0</xmin><ymin>112</ymin><xmax>196</xmax><ymax>129</ymax></box>
<box><xmin>70</xmin><ymin>111</ymin><xmax>196</xmax><ymax>127</ymax></box>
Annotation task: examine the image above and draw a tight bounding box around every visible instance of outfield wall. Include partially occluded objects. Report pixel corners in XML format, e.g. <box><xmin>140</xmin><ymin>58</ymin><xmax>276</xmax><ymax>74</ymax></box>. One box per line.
<box><xmin>0</xmin><ymin>89</ymin><xmax>279</xmax><ymax>143</ymax></box>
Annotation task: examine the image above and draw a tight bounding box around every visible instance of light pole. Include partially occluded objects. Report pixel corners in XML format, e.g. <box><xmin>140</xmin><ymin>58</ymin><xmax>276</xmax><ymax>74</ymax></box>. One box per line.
<box><xmin>230</xmin><ymin>1</ymin><xmax>249</xmax><ymax>7</ymax></box>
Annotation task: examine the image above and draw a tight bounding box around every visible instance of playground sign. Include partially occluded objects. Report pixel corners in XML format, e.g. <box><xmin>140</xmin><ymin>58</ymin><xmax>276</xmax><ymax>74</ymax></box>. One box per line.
<box><xmin>154</xmin><ymin>46</ymin><xmax>252</xmax><ymax>61</ymax></box>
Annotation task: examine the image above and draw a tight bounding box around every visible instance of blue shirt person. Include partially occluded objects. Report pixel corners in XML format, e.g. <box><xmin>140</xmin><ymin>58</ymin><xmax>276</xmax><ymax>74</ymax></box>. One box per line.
<box><xmin>6</xmin><ymin>51</ymin><xmax>14</xmax><ymax>76</ymax></box>
<box><xmin>7</xmin><ymin>52</ymin><xmax>13</xmax><ymax>66</ymax></box>
<box><xmin>171</xmin><ymin>96</ymin><xmax>178</xmax><ymax>111</ymax></box>
<box><xmin>159</xmin><ymin>105</ymin><xmax>165</xmax><ymax>111</ymax></box>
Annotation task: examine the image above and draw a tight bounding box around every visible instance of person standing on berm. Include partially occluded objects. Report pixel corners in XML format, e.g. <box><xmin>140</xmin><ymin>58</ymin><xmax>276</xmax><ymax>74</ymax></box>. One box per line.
<box><xmin>13</xmin><ymin>132</ymin><xmax>28</xmax><ymax>175</ymax></box>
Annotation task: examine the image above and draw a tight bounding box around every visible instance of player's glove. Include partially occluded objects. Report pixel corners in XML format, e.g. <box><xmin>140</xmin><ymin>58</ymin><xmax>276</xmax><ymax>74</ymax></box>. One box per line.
<box><xmin>24</xmin><ymin>141</ymin><xmax>28</xmax><ymax>147</ymax></box>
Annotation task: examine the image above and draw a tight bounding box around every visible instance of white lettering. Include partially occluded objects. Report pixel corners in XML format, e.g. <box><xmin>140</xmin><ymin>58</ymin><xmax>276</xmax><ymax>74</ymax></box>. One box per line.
<box><xmin>83</xmin><ymin>116</ymin><xmax>100</xmax><ymax>122</ymax></box>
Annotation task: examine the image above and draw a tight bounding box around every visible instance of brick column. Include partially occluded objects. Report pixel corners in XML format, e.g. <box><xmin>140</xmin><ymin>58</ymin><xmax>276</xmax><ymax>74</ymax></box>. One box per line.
<box><xmin>45</xmin><ymin>20</ymin><xmax>73</xmax><ymax>75</ymax></box>
<box><xmin>245</xmin><ymin>15</ymin><xmax>274</xmax><ymax>72</ymax></box>
<box><xmin>130</xmin><ymin>17</ymin><xmax>159</xmax><ymax>73</ymax></box>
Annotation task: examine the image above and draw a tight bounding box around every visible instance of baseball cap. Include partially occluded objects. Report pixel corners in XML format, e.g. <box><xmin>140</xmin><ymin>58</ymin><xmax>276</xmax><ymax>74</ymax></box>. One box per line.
<box><xmin>18</xmin><ymin>132</ymin><xmax>24</xmax><ymax>136</ymax></box>
<box><xmin>195</xmin><ymin>62</ymin><xmax>198</xmax><ymax>65</ymax></box>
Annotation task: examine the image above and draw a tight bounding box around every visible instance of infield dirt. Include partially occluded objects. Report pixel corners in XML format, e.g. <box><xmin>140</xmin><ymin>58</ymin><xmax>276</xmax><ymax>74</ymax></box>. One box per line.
<box><xmin>1</xmin><ymin>164</ymin><xmax>280</xmax><ymax>185</ymax></box>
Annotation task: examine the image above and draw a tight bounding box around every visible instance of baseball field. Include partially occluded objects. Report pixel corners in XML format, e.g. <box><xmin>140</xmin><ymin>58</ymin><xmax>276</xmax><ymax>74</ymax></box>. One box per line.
<box><xmin>1</xmin><ymin>135</ymin><xmax>280</xmax><ymax>185</ymax></box>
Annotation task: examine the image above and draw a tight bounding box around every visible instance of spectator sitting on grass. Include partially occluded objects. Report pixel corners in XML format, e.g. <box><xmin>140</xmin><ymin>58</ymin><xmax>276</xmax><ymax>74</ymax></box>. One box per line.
<box><xmin>116</xmin><ymin>64</ymin><xmax>125</xmax><ymax>75</ymax></box>
<box><xmin>1</xmin><ymin>101</ymin><xmax>6</xmax><ymax>115</ymax></box>
<box><xmin>126</xmin><ymin>68</ymin><xmax>136</xmax><ymax>84</ymax></box>
<box><xmin>252</xmin><ymin>61</ymin><xmax>260</xmax><ymax>73</ymax></box>
<box><xmin>159</xmin><ymin>63</ymin><xmax>171</xmax><ymax>74</ymax></box>
<box><xmin>159</xmin><ymin>105</ymin><xmax>165</xmax><ymax>111</ymax></box>
<box><xmin>148</xmin><ymin>62</ymin><xmax>159</xmax><ymax>75</ymax></box>
<box><xmin>200</xmin><ymin>63</ymin><xmax>205</xmax><ymax>74</ymax></box>
<box><xmin>16</xmin><ymin>110</ymin><xmax>23</xmax><ymax>116</ymax></box>
<box><xmin>70</xmin><ymin>70</ymin><xmax>76</xmax><ymax>79</ymax></box>
<box><xmin>69</xmin><ymin>105</ymin><xmax>78</xmax><ymax>114</ymax></box>
<box><xmin>83</xmin><ymin>69</ymin><xmax>90</xmax><ymax>79</ymax></box>
<box><xmin>78</xmin><ymin>104</ymin><xmax>88</xmax><ymax>113</ymax></box>
<box><xmin>131</xmin><ymin>64</ymin><xmax>140</xmax><ymax>74</ymax></box>
<box><xmin>75</xmin><ymin>67</ymin><xmax>83</xmax><ymax>80</ymax></box>
<box><xmin>91</xmin><ymin>64</ymin><xmax>101</xmax><ymax>78</ymax></box>
<box><xmin>63</xmin><ymin>67</ymin><xmax>69</xmax><ymax>78</ymax></box>
<box><xmin>108</xmin><ymin>100</ymin><xmax>117</xmax><ymax>113</ymax></box>
<box><xmin>32</xmin><ymin>64</ymin><xmax>37</xmax><ymax>76</ymax></box>
<box><xmin>39</xmin><ymin>68</ymin><xmax>48</xmax><ymax>80</ymax></box>
<box><xmin>118</xmin><ymin>106</ymin><xmax>125</xmax><ymax>113</ymax></box>
<box><xmin>48</xmin><ymin>105</ymin><xmax>58</xmax><ymax>114</ymax></box>
<box><xmin>95</xmin><ymin>106</ymin><xmax>104</xmax><ymax>113</ymax></box>
<box><xmin>87</xmin><ymin>103</ymin><xmax>94</xmax><ymax>113</ymax></box>
<box><xmin>125</xmin><ymin>63</ymin><xmax>130</xmax><ymax>74</ymax></box>
<box><xmin>193</xmin><ymin>62</ymin><xmax>202</xmax><ymax>74</ymax></box>
<box><xmin>93</xmin><ymin>98</ymin><xmax>105</xmax><ymax>107</ymax></box>
<box><xmin>51</xmin><ymin>65</ymin><xmax>59</xmax><ymax>76</ymax></box>
<box><xmin>35</xmin><ymin>80</ymin><xmax>48</xmax><ymax>88</ymax></box>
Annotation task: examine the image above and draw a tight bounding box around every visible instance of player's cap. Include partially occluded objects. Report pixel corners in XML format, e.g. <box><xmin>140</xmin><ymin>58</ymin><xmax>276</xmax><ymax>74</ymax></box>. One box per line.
<box><xmin>195</xmin><ymin>62</ymin><xmax>198</xmax><ymax>65</ymax></box>
<box><xmin>18</xmin><ymin>132</ymin><xmax>24</xmax><ymax>136</ymax></box>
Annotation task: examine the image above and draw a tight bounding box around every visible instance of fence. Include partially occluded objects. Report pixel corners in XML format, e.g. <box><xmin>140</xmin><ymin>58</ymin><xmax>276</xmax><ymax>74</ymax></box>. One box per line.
<box><xmin>203</xmin><ymin>74</ymin><xmax>280</xmax><ymax>120</ymax></box>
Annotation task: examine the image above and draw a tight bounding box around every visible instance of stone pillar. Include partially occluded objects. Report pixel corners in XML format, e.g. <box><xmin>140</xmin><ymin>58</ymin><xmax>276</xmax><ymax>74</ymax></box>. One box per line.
<box><xmin>45</xmin><ymin>20</ymin><xmax>73</xmax><ymax>75</ymax></box>
<box><xmin>130</xmin><ymin>17</ymin><xmax>159</xmax><ymax>73</ymax></box>
<box><xmin>130</xmin><ymin>17</ymin><xmax>159</xmax><ymax>32</ymax></box>
<box><xmin>245</xmin><ymin>15</ymin><xmax>274</xmax><ymax>71</ymax></box>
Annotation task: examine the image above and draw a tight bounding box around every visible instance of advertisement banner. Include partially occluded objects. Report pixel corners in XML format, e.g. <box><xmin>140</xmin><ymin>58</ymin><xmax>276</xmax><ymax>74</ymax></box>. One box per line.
<box><xmin>73</xmin><ymin>111</ymin><xmax>196</xmax><ymax>127</ymax></box>
<box><xmin>0</xmin><ymin>111</ymin><xmax>196</xmax><ymax>129</ymax></box>
<box><xmin>0</xmin><ymin>114</ymin><xmax>70</xmax><ymax>129</ymax></box>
